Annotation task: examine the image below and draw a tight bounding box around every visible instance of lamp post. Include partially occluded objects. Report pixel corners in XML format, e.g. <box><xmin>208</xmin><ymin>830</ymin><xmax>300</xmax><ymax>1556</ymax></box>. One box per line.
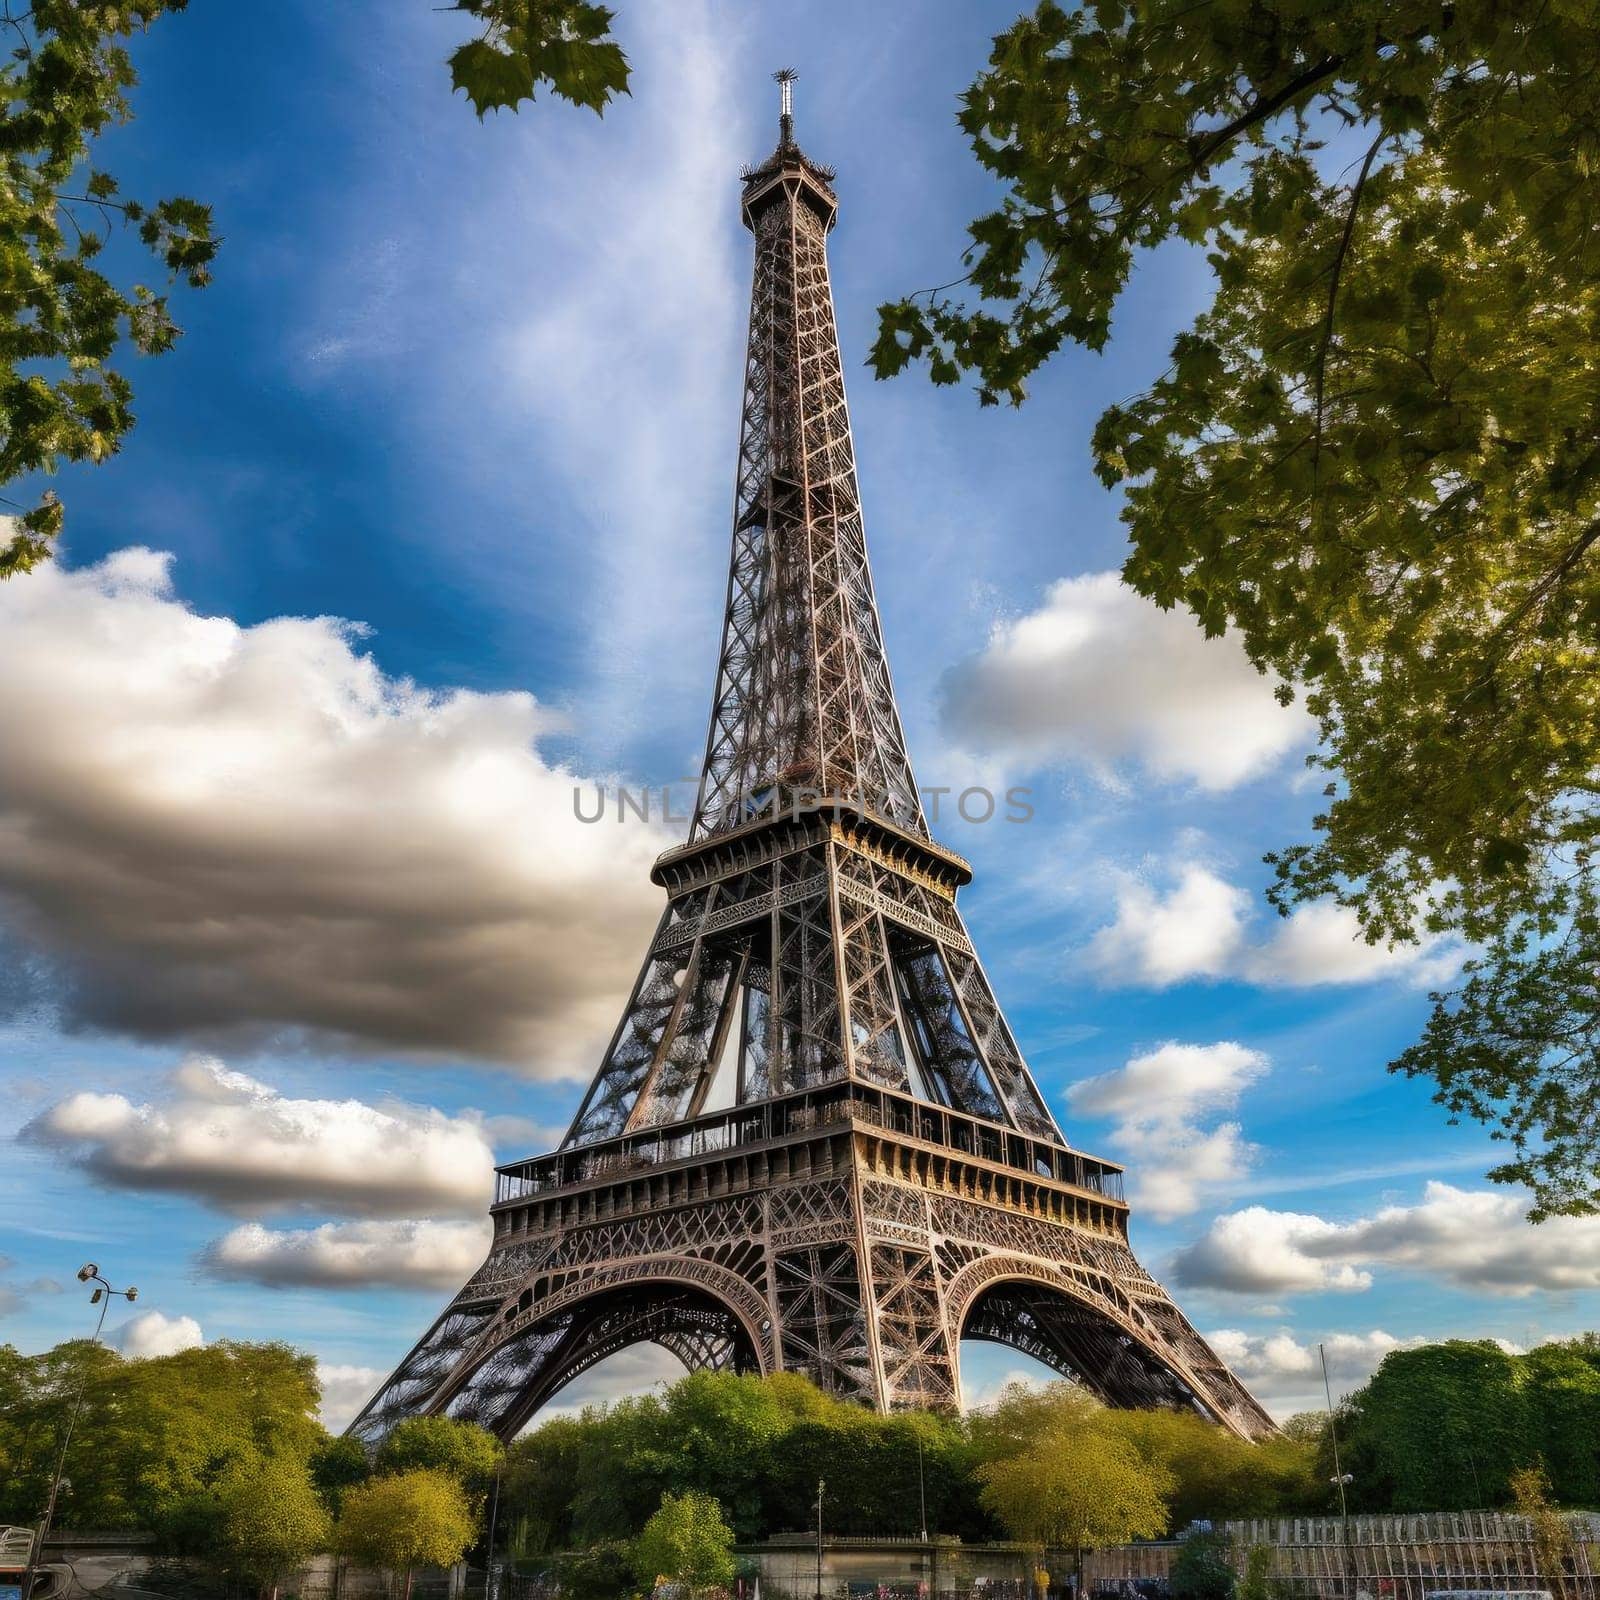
<box><xmin>1320</xmin><ymin>1343</ymin><xmax>1356</xmax><ymax>1599</ymax></box>
<box><xmin>23</xmin><ymin>1265</ymin><xmax>137</xmax><ymax>1600</ymax></box>
<box><xmin>915</xmin><ymin>1433</ymin><xmax>932</xmax><ymax>1600</ymax></box>
<box><xmin>815</xmin><ymin>1478</ymin><xmax>825</xmax><ymax>1600</ymax></box>
<box><xmin>916</xmin><ymin>1434</ymin><xmax>928</xmax><ymax>1543</ymax></box>
<box><xmin>484</xmin><ymin>1467</ymin><xmax>503</xmax><ymax>1600</ymax></box>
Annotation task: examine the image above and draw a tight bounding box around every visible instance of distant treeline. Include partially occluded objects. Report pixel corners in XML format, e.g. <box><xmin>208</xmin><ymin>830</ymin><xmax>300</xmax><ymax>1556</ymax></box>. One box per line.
<box><xmin>3</xmin><ymin>1332</ymin><xmax>1596</xmax><ymax>1556</ymax></box>
<box><xmin>1335</xmin><ymin>1336</ymin><xmax>1600</xmax><ymax>1512</ymax></box>
<box><xmin>0</xmin><ymin>1339</ymin><xmax>501</xmax><ymax>1591</ymax></box>
<box><xmin>501</xmin><ymin>1337</ymin><xmax>1600</xmax><ymax>1556</ymax></box>
<box><xmin>499</xmin><ymin>1369</ymin><xmax>1317</xmax><ymax>1556</ymax></box>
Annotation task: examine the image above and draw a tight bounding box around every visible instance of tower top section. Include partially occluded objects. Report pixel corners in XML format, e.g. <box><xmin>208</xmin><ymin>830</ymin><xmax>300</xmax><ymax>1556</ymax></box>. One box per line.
<box><xmin>694</xmin><ymin>71</ymin><xmax>922</xmax><ymax>843</ymax></box>
<box><xmin>740</xmin><ymin>68</ymin><xmax>839</xmax><ymax>233</ymax></box>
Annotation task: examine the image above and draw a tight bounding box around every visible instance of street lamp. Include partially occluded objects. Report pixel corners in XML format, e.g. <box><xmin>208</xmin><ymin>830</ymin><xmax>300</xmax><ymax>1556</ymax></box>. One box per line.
<box><xmin>916</xmin><ymin>1434</ymin><xmax>928</xmax><ymax>1543</ymax></box>
<box><xmin>23</xmin><ymin>1266</ymin><xmax>138</xmax><ymax>1600</ymax></box>
<box><xmin>484</xmin><ymin>1467</ymin><xmax>503</xmax><ymax>1600</ymax></box>
<box><xmin>1320</xmin><ymin>1344</ymin><xmax>1356</xmax><ymax>1599</ymax></box>
<box><xmin>815</xmin><ymin>1478</ymin><xmax>825</xmax><ymax>1600</ymax></box>
<box><xmin>915</xmin><ymin>1435</ymin><xmax>934</xmax><ymax>1600</ymax></box>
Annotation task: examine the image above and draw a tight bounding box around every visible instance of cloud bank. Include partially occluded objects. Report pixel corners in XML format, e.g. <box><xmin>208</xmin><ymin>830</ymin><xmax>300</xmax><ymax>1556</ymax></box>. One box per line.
<box><xmin>1206</xmin><ymin>1327</ymin><xmax>1423</xmax><ymax>1415</ymax></box>
<box><xmin>1174</xmin><ymin>1182</ymin><xmax>1600</xmax><ymax>1298</ymax></box>
<box><xmin>204</xmin><ymin>1218</ymin><xmax>491</xmax><ymax>1290</ymax></box>
<box><xmin>24</xmin><ymin>1055</ymin><xmax>497</xmax><ymax>1218</ymax></box>
<box><xmin>0</xmin><ymin>549</ymin><xmax>666</xmax><ymax>1073</ymax></box>
<box><xmin>111</xmin><ymin>1309</ymin><xmax>205</xmax><ymax>1360</ymax></box>
<box><xmin>1086</xmin><ymin>862</ymin><xmax>1457</xmax><ymax>991</ymax></box>
<box><xmin>1067</xmin><ymin>1041</ymin><xmax>1268</xmax><ymax>1219</ymax></box>
<box><xmin>940</xmin><ymin>574</ymin><xmax>1309</xmax><ymax>792</ymax></box>
<box><xmin>317</xmin><ymin>1362</ymin><xmax>388</xmax><ymax>1432</ymax></box>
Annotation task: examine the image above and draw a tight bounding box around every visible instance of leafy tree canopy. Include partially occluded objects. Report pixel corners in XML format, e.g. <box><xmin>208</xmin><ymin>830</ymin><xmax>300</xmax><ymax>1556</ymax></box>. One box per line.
<box><xmin>504</xmin><ymin>1368</ymin><xmax>987</xmax><ymax>1552</ymax></box>
<box><xmin>0</xmin><ymin>1337</ymin><xmax>324</xmax><ymax>1532</ymax></box>
<box><xmin>1338</xmin><ymin>1337</ymin><xmax>1600</xmax><ymax>1512</ymax></box>
<box><xmin>0</xmin><ymin>0</ymin><xmax>214</xmax><ymax>576</ymax></box>
<box><xmin>871</xmin><ymin>0</ymin><xmax>1600</xmax><ymax>1217</ymax></box>
<box><xmin>215</xmin><ymin>1454</ymin><xmax>332</xmax><ymax>1589</ymax></box>
<box><xmin>1170</xmin><ymin>1529</ymin><xmax>1237</xmax><ymax>1600</ymax></box>
<box><xmin>1509</xmin><ymin>1464</ymin><xmax>1577</xmax><ymax>1600</ymax></box>
<box><xmin>631</xmin><ymin>1490</ymin><xmax>736</xmax><ymax>1597</ymax></box>
<box><xmin>310</xmin><ymin>1435</ymin><xmax>373</xmax><ymax>1517</ymax></box>
<box><xmin>375</xmin><ymin>1414</ymin><xmax>504</xmax><ymax>1496</ymax></box>
<box><xmin>1111</xmin><ymin>1405</ymin><xmax>1318</xmax><ymax>1529</ymax></box>
<box><xmin>337</xmin><ymin>1467</ymin><xmax>477</xmax><ymax>1589</ymax></box>
<box><xmin>975</xmin><ymin>1386</ymin><xmax>1174</xmax><ymax>1549</ymax></box>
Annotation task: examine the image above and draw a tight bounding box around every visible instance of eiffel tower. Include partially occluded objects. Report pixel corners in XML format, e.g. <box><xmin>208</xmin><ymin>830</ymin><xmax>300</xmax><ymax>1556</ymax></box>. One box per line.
<box><xmin>349</xmin><ymin>76</ymin><xmax>1275</xmax><ymax>1444</ymax></box>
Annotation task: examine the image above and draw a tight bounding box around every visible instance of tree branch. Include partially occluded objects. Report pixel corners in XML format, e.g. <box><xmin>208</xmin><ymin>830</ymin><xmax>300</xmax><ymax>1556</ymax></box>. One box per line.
<box><xmin>1313</xmin><ymin>130</ymin><xmax>1385</xmax><ymax>483</ymax></box>
<box><xmin>1188</xmin><ymin>53</ymin><xmax>1346</xmax><ymax>172</ymax></box>
<box><xmin>1465</xmin><ymin>518</ymin><xmax>1600</xmax><ymax>693</ymax></box>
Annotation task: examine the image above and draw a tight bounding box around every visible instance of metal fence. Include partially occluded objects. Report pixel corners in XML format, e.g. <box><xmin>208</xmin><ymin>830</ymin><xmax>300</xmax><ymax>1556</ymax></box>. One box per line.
<box><xmin>1084</xmin><ymin>1514</ymin><xmax>1600</xmax><ymax>1600</ymax></box>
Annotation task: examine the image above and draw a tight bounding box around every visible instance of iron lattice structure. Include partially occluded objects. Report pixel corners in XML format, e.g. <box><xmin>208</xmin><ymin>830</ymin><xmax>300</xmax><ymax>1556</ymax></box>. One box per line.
<box><xmin>349</xmin><ymin>87</ymin><xmax>1276</xmax><ymax>1444</ymax></box>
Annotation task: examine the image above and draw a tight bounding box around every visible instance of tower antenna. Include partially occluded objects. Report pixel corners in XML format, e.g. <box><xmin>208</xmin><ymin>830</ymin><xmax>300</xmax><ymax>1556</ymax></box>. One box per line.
<box><xmin>774</xmin><ymin>67</ymin><xmax>797</xmax><ymax>142</ymax></box>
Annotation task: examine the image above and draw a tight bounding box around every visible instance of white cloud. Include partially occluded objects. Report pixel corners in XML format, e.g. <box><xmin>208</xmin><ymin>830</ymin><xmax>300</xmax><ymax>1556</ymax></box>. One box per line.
<box><xmin>1087</xmin><ymin>862</ymin><xmax>1457</xmax><ymax>992</ymax></box>
<box><xmin>1205</xmin><ymin>1328</ymin><xmax>1423</xmax><ymax>1416</ymax></box>
<box><xmin>24</xmin><ymin>1055</ymin><xmax>496</xmax><ymax>1217</ymax></box>
<box><xmin>204</xmin><ymin>1218</ymin><xmax>491</xmax><ymax>1289</ymax></box>
<box><xmin>0</xmin><ymin>550</ymin><xmax>666</xmax><ymax>1072</ymax></box>
<box><xmin>1242</xmin><ymin>899</ymin><xmax>1461</xmax><ymax>988</ymax></box>
<box><xmin>1173</xmin><ymin>1209</ymin><xmax>1376</xmax><ymax>1295</ymax></box>
<box><xmin>111</xmin><ymin>1309</ymin><xmax>204</xmax><ymax>1360</ymax></box>
<box><xmin>959</xmin><ymin>1364</ymin><xmax>1054</xmax><ymax>1413</ymax></box>
<box><xmin>1174</xmin><ymin>1182</ymin><xmax>1600</xmax><ymax>1298</ymax></box>
<box><xmin>1068</xmin><ymin>1041</ymin><xmax>1269</xmax><ymax>1220</ymax></box>
<box><xmin>1070</xmin><ymin>1039</ymin><xmax>1267</xmax><ymax>1124</ymax></box>
<box><xmin>940</xmin><ymin>573</ymin><xmax>1310</xmax><ymax>792</ymax></box>
<box><xmin>1087</xmin><ymin>866</ymin><xmax>1250</xmax><ymax>987</ymax></box>
<box><xmin>317</xmin><ymin>1362</ymin><xmax>387</xmax><ymax>1432</ymax></box>
<box><xmin>1133</xmin><ymin>1124</ymin><xmax>1260</xmax><ymax>1224</ymax></box>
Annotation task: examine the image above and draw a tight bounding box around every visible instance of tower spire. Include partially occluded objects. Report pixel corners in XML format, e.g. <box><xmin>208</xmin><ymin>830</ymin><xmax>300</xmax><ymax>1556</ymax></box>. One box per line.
<box><xmin>775</xmin><ymin>66</ymin><xmax>796</xmax><ymax>145</ymax></box>
<box><xmin>693</xmin><ymin>78</ymin><xmax>914</xmax><ymax>843</ymax></box>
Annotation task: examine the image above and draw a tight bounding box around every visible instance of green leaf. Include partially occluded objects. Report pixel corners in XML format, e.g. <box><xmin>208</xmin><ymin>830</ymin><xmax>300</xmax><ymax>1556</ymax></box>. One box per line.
<box><xmin>449</xmin><ymin>38</ymin><xmax>536</xmax><ymax>117</ymax></box>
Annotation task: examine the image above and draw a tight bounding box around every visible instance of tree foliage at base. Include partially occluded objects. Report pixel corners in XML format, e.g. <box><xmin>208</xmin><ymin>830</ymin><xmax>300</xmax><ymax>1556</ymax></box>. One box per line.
<box><xmin>338</xmin><ymin>1468</ymin><xmax>477</xmax><ymax>1596</ymax></box>
<box><xmin>871</xmin><ymin>0</ymin><xmax>1600</xmax><ymax>1217</ymax></box>
<box><xmin>1337</xmin><ymin>1337</ymin><xmax>1600</xmax><ymax>1511</ymax></box>
<box><xmin>975</xmin><ymin>1388</ymin><xmax>1171</xmax><ymax>1549</ymax></box>
<box><xmin>631</xmin><ymin>1490</ymin><xmax>736</xmax><ymax>1597</ymax></box>
<box><xmin>1171</xmin><ymin>1530</ymin><xmax>1237</xmax><ymax>1600</ymax></box>
<box><xmin>1509</xmin><ymin>1465</ymin><xmax>1576</xmax><ymax>1600</ymax></box>
<box><xmin>0</xmin><ymin>1337</ymin><xmax>325</xmax><ymax>1531</ymax></box>
<box><xmin>503</xmin><ymin>1369</ymin><xmax>993</xmax><ymax>1552</ymax></box>
<box><xmin>215</xmin><ymin>1455</ymin><xmax>333</xmax><ymax>1593</ymax></box>
<box><xmin>501</xmin><ymin>1370</ymin><xmax>1321</xmax><ymax>1559</ymax></box>
<box><xmin>375</xmin><ymin>1413</ymin><xmax>505</xmax><ymax>1501</ymax></box>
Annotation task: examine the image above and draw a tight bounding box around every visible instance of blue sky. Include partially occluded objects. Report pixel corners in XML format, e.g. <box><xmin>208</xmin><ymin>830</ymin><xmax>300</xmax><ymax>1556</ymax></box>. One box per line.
<box><xmin>1</xmin><ymin>0</ymin><xmax>1596</xmax><ymax>1430</ymax></box>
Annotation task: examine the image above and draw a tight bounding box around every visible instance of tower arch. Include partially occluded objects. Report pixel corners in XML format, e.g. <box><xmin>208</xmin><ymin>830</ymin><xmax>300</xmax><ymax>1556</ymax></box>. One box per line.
<box><xmin>371</xmin><ymin>1259</ymin><xmax>771</xmax><ymax>1443</ymax></box>
<box><xmin>949</xmin><ymin>1258</ymin><xmax>1221</xmax><ymax>1421</ymax></box>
